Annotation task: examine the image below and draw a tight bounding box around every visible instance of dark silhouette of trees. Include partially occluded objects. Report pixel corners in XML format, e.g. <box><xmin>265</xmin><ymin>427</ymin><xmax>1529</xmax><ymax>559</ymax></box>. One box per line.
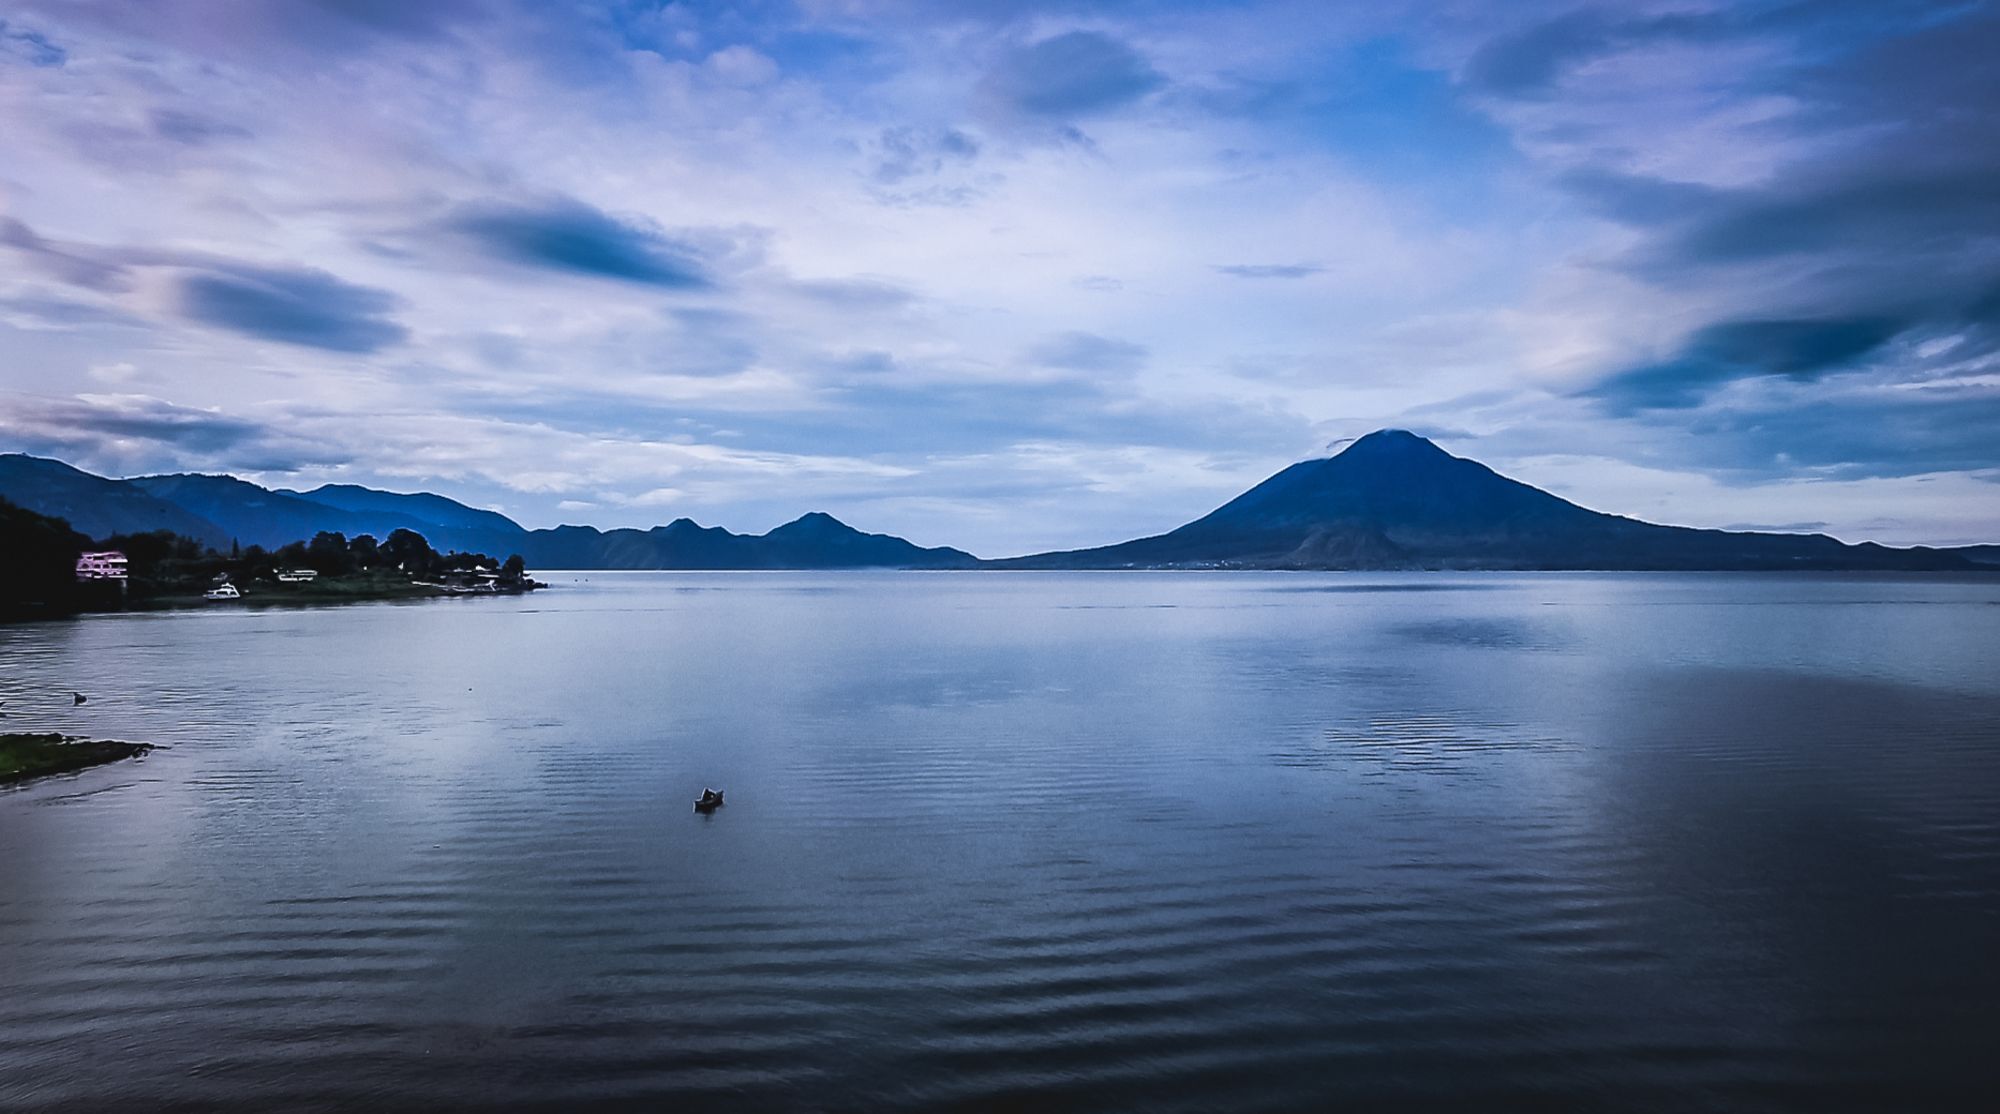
<box><xmin>6</xmin><ymin>516</ymin><xmax>536</xmax><ymax>619</ymax></box>
<box><xmin>0</xmin><ymin>497</ymin><xmax>87</xmax><ymax>617</ymax></box>
<box><xmin>306</xmin><ymin>531</ymin><xmax>354</xmax><ymax>576</ymax></box>
<box><xmin>382</xmin><ymin>528</ymin><xmax>436</xmax><ymax>573</ymax></box>
<box><xmin>99</xmin><ymin>530</ymin><xmax>209</xmax><ymax>573</ymax></box>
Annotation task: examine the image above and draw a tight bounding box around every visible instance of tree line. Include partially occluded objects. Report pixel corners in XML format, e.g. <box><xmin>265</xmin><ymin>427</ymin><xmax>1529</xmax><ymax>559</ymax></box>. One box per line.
<box><xmin>1</xmin><ymin>497</ymin><xmax>528</xmax><ymax>618</ymax></box>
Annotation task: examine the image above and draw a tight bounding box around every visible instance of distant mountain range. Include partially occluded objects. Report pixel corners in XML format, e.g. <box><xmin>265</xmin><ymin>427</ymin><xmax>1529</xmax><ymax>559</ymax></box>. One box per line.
<box><xmin>0</xmin><ymin>454</ymin><xmax>975</xmax><ymax>570</ymax></box>
<box><xmin>2</xmin><ymin>432</ymin><xmax>1994</xmax><ymax>571</ymax></box>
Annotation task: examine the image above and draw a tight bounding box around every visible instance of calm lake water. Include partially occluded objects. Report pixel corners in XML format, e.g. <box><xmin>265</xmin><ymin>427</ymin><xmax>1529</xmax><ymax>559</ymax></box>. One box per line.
<box><xmin>3</xmin><ymin>572</ymin><xmax>1998</xmax><ymax>1111</ymax></box>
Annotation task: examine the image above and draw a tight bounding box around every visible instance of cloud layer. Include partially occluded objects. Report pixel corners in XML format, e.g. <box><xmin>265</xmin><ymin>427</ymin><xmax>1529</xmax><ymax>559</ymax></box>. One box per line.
<box><xmin>0</xmin><ymin>0</ymin><xmax>1995</xmax><ymax>553</ymax></box>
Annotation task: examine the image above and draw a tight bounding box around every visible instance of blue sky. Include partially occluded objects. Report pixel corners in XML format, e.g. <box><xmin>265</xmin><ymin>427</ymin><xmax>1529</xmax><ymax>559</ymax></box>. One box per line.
<box><xmin>1</xmin><ymin>0</ymin><xmax>1995</xmax><ymax>555</ymax></box>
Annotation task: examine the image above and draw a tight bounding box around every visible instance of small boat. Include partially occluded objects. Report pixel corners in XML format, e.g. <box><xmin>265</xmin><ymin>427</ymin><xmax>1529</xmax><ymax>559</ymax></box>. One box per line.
<box><xmin>204</xmin><ymin>584</ymin><xmax>242</xmax><ymax>601</ymax></box>
<box><xmin>694</xmin><ymin>788</ymin><xmax>725</xmax><ymax>813</ymax></box>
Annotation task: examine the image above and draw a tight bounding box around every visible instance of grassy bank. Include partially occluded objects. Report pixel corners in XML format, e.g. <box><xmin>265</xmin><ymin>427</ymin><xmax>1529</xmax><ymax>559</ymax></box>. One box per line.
<box><xmin>0</xmin><ymin>733</ymin><xmax>152</xmax><ymax>785</ymax></box>
<box><xmin>146</xmin><ymin>570</ymin><xmax>447</xmax><ymax>609</ymax></box>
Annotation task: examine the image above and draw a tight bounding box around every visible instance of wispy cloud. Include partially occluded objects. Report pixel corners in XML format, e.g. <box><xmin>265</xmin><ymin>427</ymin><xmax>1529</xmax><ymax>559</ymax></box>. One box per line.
<box><xmin>978</xmin><ymin>31</ymin><xmax>1164</xmax><ymax>122</ymax></box>
<box><xmin>1214</xmin><ymin>263</ymin><xmax>1323</xmax><ymax>280</ymax></box>
<box><xmin>176</xmin><ymin>264</ymin><xmax>408</xmax><ymax>353</ymax></box>
<box><xmin>442</xmin><ymin>199</ymin><xmax>716</xmax><ymax>288</ymax></box>
<box><xmin>1027</xmin><ymin>331</ymin><xmax>1148</xmax><ymax>375</ymax></box>
<box><xmin>0</xmin><ymin>391</ymin><xmax>352</xmax><ymax>474</ymax></box>
<box><xmin>0</xmin><ymin>16</ymin><xmax>65</xmax><ymax>66</ymax></box>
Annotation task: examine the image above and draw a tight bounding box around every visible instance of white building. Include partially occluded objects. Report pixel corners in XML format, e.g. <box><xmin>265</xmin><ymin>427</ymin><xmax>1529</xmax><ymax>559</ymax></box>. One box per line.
<box><xmin>76</xmin><ymin>551</ymin><xmax>128</xmax><ymax>581</ymax></box>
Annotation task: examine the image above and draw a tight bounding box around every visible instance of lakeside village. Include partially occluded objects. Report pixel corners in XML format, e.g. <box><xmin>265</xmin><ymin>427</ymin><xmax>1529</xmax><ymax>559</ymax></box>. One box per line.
<box><xmin>3</xmin><ymin>499</ymin><xmax>552</xmax><ymax>783</ymax></box>
<box><xmin>2</xmin><ymin>497</ymin><xmax>544</xmax><ymax>622</ymax></box>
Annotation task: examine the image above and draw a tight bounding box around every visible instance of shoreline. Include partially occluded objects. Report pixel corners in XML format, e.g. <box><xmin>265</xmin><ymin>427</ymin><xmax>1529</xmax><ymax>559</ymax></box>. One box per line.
<box><xmin>69</xmin><ymin>577</ymin><xmax>547</xmax><ymax>620</ymax></box>
<box><xmin>0</xmin><ymin>733</ymin><xmax>153</xmax><ymax>786</ymax></box>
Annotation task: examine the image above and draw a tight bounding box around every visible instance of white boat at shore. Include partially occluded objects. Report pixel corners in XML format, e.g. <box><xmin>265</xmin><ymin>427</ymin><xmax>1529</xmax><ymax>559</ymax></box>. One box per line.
<box><xmin>203</xmin><ymin>583</ymin><xmax>242</xmax><ymax>601</ymax></box>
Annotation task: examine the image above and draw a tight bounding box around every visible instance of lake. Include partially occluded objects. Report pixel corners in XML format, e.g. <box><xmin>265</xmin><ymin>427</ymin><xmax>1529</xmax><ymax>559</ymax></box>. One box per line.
<box><xmin>3</xmin><ymin>572</ymin><xmax>1998</xmax><ymax>1111</ymax></box>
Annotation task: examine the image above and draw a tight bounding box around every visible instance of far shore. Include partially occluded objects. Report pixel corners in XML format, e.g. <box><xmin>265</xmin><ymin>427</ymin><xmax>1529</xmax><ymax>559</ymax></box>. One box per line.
<box><xmin>58</xmin><ymin>572</ymin><xmax>548</xmax><ymax>621</ymax></box>
<box><xmin>133</xmin><ymin>575</ymin><xmax>496</xmax><ymax>612</ymax></box>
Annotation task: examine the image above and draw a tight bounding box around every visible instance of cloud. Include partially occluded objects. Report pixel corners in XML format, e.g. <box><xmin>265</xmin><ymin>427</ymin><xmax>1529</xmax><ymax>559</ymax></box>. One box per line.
<box><xmin>0</xmin><ymin>392</ymin><xmax>260</xmax><ymax>454</ymax></box>
<box><xmin>1558</xmin><ymin>169</ymin><xmax>1723</xmax><ymax>226</ymax></box>
<box><xmin>811</xmin><ymin>378</ymin><xmax>1305</xmax><ymax>459</ymax></box>
<box><xmin>176</xmin><ymin>265</ymin><xmax>408</xmax><ymax>353</ymax></box>
<box><xmin>444</xmin><ymin>198</ymin><xmax>713</xmax><ymax>288</ymax></box>
<box><xmin>0</xmin><ymin>0</ymin><xmax>488</xmax><ymax>68</ymax></box>
<box><xmin>790</xmin><ymin>276</ymin><xmax>917</xmax><ymax>310</ymax></box>
<box><xmin>704</xmin><ymin>44</ymin><xmax>779</xmax><ymax>86</ymax></box>
<box><xmin>1651</xmin><ymin>174</ymin><xmax>2000</xmax><ymax>272</ymax></box>
<box><xmin>1027</xmin><ymin>331</ymin><xmax>1148</xmax><ymax>375</ymax></box>
<box><xmin>0</xmin><ymin>219</ymin><xmax>130</xmax><ymax>290</ymax></box>
<box><xmin>1722</xmin><ymin>520</ymin><xmax>1830</xmax><ymax>533</ymax></box>
<box><xmin>3</xmin><ymin>0</ymin><xmax>1996</xmax><ymax>550</ymax></box>
<box><xmin>979</xmin><ymin>31</ymin><xmax>1163</xmax><ymax>121</ymax></box>
<box><xmin>1214</xmin><ymin>263</ymin><xmax>1323</xmax><ymax>280</ymax></box>
<box><xmin>0</xmin><ymin>293</ymin><xmax>147</xmax><ymax>331</ymax></box>
<box><xmin>150</xmin><ymin>108</ymin><xmax>251</xmax><ymax>146</ymax></box>
<box><xmin>301</xmin><ymin>0</ymin><xmax>484</xmax><ymax>39</ymax></box>
<box><xmin>1461</xmin><ymin>7</ymin><xmax>1766</xmax><ymax>99</ymax></box>
<box><xmin>1682</xmin><ymin>385</ymin><xmax>2000</xmax><ymax>480</ymax></box>
<box><xmin>1552</xmin><ymin>4</ymin><xmax>2000</xmax><ymax>448</ymax></box>
<box><xmin>0</xmin><ymin>391</ymin><xmax>352</xmax><ymax>474</ymax></box>
<box><xmin>0</xmin><ymin>17</ymin><xmax>65</xmax><ymax>66</ymax></box>
<box><xmin>1</xmin><ymin>218</ymin><xmax>408</xmax><ymax>352</ymax></box>
<box><xmin>1591</xmin><ymin>316</ymin><xmax>1913</xmax><ymax>412</ymax></box>
<box><xmin>863</xmin><ymin>125</ymin><xmax>988</xmax><ymax>206</ymax></box>
<box><xmin>1463</xmin><ymin>10</ymin><xmax>1632</xmax><ymax>98</ymax></box>
<box><xmin>868</xmin><ymin>125</ymin><xmax>980</xmax><ymax>184</ymax></box>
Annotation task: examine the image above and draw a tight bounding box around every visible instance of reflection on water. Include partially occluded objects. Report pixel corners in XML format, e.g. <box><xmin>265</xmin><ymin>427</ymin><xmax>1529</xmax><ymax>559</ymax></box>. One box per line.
<box><xmin>2</xmin><ymin>572</ymin><xmax>1998</xmax><ymax>1111</ymax></box>
<box><xmin>1283</xmin><ymin>712</ymin><xmax>1576</xmax><ymax>776</ymax></box>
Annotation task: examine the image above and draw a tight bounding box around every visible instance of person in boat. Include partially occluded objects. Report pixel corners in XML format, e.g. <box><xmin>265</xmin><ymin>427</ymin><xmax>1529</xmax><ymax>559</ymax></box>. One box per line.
<box><xmin>697</xmin><ymin>787</ymin><xmax>723</xmax><ymax>806</ymax></box>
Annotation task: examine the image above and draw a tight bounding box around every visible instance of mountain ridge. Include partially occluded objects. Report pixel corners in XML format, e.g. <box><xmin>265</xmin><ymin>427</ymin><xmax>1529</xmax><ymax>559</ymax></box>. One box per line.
<box><xmin>995</xmin><ymin>430</ymin><xmax>1981</xmax><ymax>571</ymax></box>
<box><xmin>1</xmin><ymin>433</ymin><xmax>1991</xmax><ymax>571</ymax></box>
<box><xmin>0</xmin><ymin>456</ymin><xmax>973</xmax><ymax>570</ymax></box>
<box><xmin>0</xmin><ymin>455</ymin><xmax>232</xmax><ymax>549</ymax></box>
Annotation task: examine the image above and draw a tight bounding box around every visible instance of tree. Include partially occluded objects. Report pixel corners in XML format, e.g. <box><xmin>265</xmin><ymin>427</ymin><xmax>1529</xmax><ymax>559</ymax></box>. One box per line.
<box><xmin>501</xmin><ymin>554</ymin><xmax>526</xmax><ymax>583</ymax></box>
<box><xmin>438</xmin><ymin>549</ymin><xmax>494</xmax><ymax>573</ymax></box>
<box><xmin>306</xmin><ymin>531</ymin><xmax>354</xmax><ymax>576</ymax></box>
<box><xmin>102</xmin><ymin>530</ymin><xmax>180</xmax><ymax>570</ymax></box>
<box><xmin>382</xmin><ymin>528</ymin><xmax>437</xmax><ymax>574</ymax></box>
<box><xmin>0</xmin><ymin>497</ymin><xmax>86</xmax><ymax>615</ymax></box>
<box><xmin>348</xmin><ymin>534</ymin><xmax>380</xmax><ymax>569</ymax></box>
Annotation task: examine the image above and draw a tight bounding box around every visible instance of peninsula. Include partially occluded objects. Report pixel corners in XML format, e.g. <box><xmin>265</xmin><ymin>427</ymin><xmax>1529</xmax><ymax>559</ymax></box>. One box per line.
<box><xmin>0</xmin><ymin>733</ymin><xmax>152</xmax><ymax>786</ymax></box>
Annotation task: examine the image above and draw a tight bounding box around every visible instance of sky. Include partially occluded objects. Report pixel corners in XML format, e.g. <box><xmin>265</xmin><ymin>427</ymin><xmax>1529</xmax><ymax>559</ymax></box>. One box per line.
<box><xmin>1</xmin><ymin>0</ymin><xmax>1996</xmax><ymax>556</ymax></box>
